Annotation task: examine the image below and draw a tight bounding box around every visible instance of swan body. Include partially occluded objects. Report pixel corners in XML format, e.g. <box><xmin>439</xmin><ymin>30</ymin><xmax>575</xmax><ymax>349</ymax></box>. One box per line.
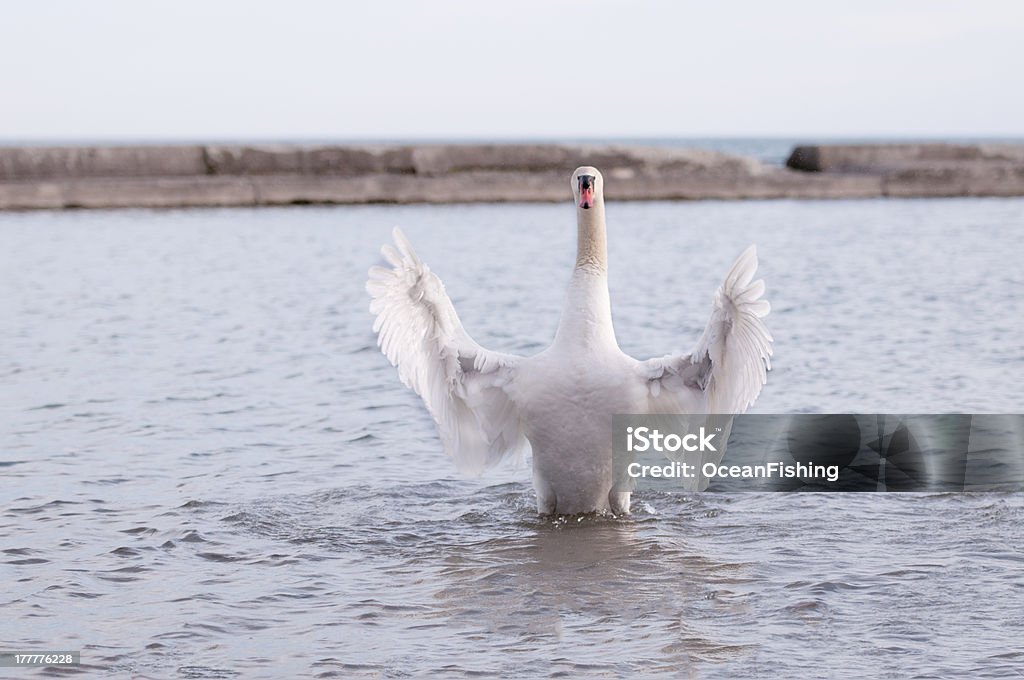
<box><xmin>367</xmin><ymin>167</ymin><xmax>772</xmax><ymax>515</ymax></box>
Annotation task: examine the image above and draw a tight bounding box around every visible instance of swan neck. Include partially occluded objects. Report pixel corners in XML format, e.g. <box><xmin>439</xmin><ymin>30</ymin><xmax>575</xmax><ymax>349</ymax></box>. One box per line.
<box><xmin>575</xmin><ymin>202</ymin><xmax>607</xmax><ymax>273</ymax></box>
<box><xmin>556</xmin><ymin>202</ymin><xmax>615</xmax><ymax>348</ymax></box>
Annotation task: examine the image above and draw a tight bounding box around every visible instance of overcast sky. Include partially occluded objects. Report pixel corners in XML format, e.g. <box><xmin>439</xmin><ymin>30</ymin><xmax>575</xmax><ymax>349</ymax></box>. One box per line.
<box><xmin>3</xmin><ymin>1</ymin><xmax>1023</xmax><ymax>141</ymax></box>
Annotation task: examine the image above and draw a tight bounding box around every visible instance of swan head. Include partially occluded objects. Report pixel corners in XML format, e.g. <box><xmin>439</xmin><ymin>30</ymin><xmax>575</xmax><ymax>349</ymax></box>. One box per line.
<box><xmin>571</xmin><ymin>166</ymin><xmax>603</xmax><ymax>210</ymax></box>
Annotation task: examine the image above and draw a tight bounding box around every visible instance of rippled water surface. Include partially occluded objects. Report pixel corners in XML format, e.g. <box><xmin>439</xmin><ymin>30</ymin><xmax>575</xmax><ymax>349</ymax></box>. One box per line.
<box><xmin>2</xmin><ymin>199</ymin><xmax>1023</xmax><ymax>678</ymax></box>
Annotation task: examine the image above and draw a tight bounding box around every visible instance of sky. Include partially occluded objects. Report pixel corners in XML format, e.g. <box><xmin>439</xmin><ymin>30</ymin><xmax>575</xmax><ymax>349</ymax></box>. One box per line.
<box><xmin>2</xmin><ymin>0</ymin><xmax>1023</xmax><ymax>141</ymax></box>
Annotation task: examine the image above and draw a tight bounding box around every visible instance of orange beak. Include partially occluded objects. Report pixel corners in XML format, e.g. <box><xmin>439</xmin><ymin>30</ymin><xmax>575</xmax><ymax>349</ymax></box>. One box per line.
<box><xmin>578</xmin><ymin>175</ymin><xmax>595</xmax><ymax>209</ymax></box>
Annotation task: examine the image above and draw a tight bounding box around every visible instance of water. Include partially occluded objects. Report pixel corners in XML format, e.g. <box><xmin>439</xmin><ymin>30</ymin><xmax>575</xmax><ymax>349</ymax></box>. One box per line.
<box><xmin>2</xmin><ymin>198</ymin><xmax>1023</xmax><ymax>678</ymax></box>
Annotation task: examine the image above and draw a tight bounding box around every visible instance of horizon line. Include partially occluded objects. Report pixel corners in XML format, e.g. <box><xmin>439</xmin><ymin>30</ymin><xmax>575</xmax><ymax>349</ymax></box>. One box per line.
<box><xmin>2</xmin><ymin>133</ymin><xmax>1024</xmax><ymax>147</ymax></box>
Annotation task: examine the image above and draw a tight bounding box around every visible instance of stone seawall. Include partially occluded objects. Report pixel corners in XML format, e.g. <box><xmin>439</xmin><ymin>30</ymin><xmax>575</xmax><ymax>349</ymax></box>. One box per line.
<box><xmin>786</xmin><ymin>143</ymin><xmax>1024</xmax><ymax>198</ymax></box>
<box><xmin>1</xmin><ymin>143</ymin><xmax>1022</xmax><ymax>210</ymax></box>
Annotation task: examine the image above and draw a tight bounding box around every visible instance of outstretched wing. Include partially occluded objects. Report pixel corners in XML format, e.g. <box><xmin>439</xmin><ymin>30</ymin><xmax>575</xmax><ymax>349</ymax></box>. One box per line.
<box><xmin>637</xmin><ymin>245</ymin><xmax>773</xmax><ymax>414</ymax></box>
<box><xmin>367</xmin><ymin>228</ymin><xmax>529</xmax><ymax>474</ymax></box>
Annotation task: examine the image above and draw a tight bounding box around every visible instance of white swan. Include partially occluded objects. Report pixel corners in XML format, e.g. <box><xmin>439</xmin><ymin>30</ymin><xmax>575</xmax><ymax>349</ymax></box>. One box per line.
<box><xmin>367</xmin><ymin>166</ymin><xmax>772</xmax><ymax>515</ymax></box>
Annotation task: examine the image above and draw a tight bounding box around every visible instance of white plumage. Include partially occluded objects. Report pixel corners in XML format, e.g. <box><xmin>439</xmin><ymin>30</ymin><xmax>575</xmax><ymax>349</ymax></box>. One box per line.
<box><xmin>368</xmin><ymin>166</ymin><xmax>772</xmax><ymax>515</ymax></box>
<box><xmin>639</xmin><ymin>244</ymin><xmax>773</xmax><ymax>415</ymax></box>
<box><xmin>366</xmin><ymin>229</ymin><xmax>530</xmax><ymax>475</ymax></box>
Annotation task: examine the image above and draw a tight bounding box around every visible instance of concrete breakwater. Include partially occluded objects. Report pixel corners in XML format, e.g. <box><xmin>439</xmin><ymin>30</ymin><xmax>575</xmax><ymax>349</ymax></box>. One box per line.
<box><xmin>1</xmin><ymin>143</ymin><xmax>1023</xmax><ymax>210</ymax></box>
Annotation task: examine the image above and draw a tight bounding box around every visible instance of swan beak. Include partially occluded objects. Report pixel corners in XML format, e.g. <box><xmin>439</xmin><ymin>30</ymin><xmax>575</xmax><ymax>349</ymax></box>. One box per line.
<box><xmin>578</xmin><ymin>174</ymin><xmax>595</xmax><ymax>209</ymax></box>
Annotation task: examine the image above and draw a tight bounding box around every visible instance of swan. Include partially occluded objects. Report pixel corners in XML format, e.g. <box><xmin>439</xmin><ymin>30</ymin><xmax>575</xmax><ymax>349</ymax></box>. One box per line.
<box><xmin>367</xmin><ymin>166</ymin><xmax>772</xmax><ymax>515</ymax></box>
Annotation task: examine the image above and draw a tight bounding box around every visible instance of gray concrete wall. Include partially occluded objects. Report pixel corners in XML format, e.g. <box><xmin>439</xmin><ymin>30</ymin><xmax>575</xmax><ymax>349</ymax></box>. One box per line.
<box><xmin>786</xmin><ymin>143</ymin><xmax>1024</xmax><ymax>172</ymax></box>
<box><xmin>1</xmin><ymin>143</ymin><xmax>1022</xmax><ymax>210</ymax></box>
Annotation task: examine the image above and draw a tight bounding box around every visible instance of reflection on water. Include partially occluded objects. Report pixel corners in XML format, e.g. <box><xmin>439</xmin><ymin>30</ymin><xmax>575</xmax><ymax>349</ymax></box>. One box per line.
<box><xmin>1</xmin><ymin>200</ymin><xmax>1023</xmax><ymax>677</ymax></box>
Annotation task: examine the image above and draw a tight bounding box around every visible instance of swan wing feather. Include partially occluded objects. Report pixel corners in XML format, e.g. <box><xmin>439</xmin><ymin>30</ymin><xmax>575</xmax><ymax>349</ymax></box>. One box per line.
<box><xmin>638</xmin><ymin>245</ymin><xmax>773</xmax><ymax>414</ymax></box>
<box><xmin>367</xmin><ymin>228</ymin><xmax>529</xmax><ymax>474</ymax></box>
